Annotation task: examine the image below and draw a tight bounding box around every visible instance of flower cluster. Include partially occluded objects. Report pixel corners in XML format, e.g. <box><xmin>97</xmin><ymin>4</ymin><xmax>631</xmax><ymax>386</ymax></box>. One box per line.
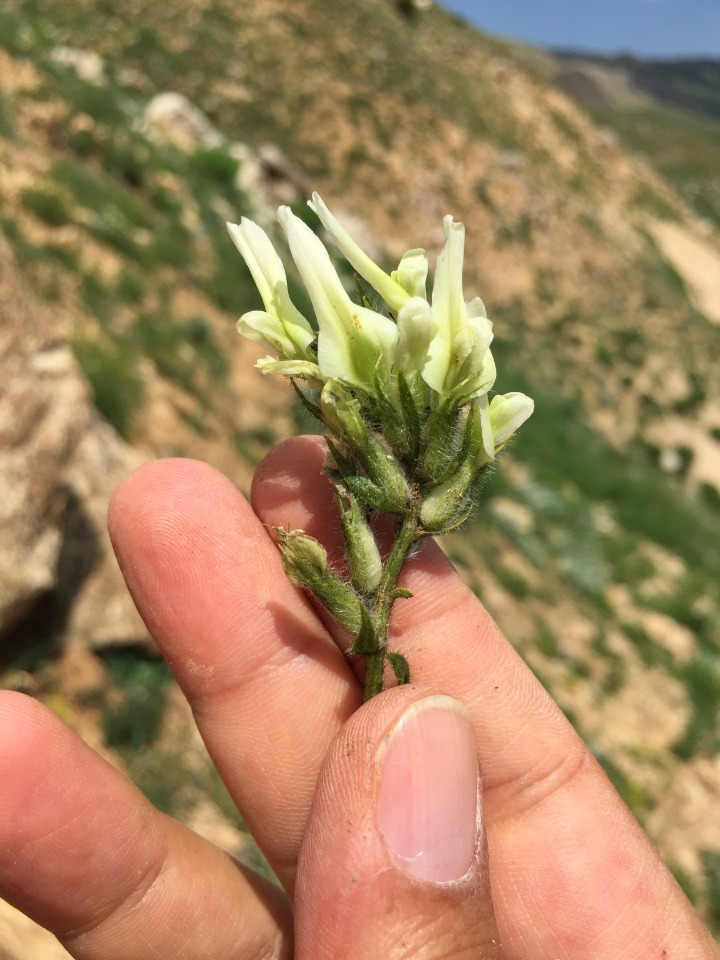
<box><xmin>228</xmin><ymin>195</ymin><xmax>533</xmax><ymax>698</ymax></box>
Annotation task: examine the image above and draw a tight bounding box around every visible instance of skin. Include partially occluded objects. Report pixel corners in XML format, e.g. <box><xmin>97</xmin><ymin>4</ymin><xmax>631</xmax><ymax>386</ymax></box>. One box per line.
<box><xmin>0</xmin><ymin>435</ymin><xmax>717</xmax><ymax>959</ymax></box>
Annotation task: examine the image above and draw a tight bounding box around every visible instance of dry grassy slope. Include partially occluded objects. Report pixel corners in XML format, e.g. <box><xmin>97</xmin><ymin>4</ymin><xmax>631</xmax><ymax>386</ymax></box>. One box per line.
<box><xmin>0</xmin><ymin>50</ymin><xmax>294</xmax><ymax>496</ymax></box>
<box><xmin>1</xmin><ymin>0</ymin><xmax>720</xmax><ymax>934</ymax></box>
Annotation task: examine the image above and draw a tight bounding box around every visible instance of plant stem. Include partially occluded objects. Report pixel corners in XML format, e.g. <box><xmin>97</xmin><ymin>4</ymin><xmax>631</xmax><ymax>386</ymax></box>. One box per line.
<box><xmin>363</xmin><ymin>651</ymin><xmax>386</xmax><ymax>701</ymax></box>
<box><xmin>363</xmin><ymin>513</ymin><xmax>424</xmax><ymax>701</ymax></box>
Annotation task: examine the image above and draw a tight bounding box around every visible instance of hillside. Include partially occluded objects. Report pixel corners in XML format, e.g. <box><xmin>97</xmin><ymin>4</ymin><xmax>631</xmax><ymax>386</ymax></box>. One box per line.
<box><xmin>1</xmin><ymin>0</ymin><xmax>720</xmax><ymax>951</ymax></box>
<box><xmin>551</xmin><ymin>51</ymin><xmax>720</xmax><ymax>228</ymax></box>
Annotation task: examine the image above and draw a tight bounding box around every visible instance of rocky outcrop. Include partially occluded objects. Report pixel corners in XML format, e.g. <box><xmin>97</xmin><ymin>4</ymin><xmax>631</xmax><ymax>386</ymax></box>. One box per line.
<box><xmin>63</xmin><ymin>419</ymin><xmax>150</xmax><ymax>650</ymax></box>
<box><xmin>233</xmin><ymin>142</ymin><xmax>308</xmax><ymax>206</ymax></box>
<box><xmin>144</xmin><ymin>92</ymin><xmax>307</xmax><ymax>205</ymax></box>
<box><xmin>143</xmin><ymin>91</ymin><xmax>224</xmax><ymax>152</ymax></box>
<box><xmin>0</xmin><ymin>232</ymin><xmax>86</xmax><ymax>632</ymax></box>
<box><xmin>49</xmin><ymin>46</ymin><xmax>105</xmax><ymax>85</ymax></box>
<box><xmin>0</xmin><ymin>232</ymin><xmax>150</xmax><ymax>652</ymax></box>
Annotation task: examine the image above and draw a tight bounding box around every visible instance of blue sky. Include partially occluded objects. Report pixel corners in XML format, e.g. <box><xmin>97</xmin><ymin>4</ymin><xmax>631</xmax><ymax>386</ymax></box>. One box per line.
<box><xmin>439</xmin><ymin>0</ymin><xmax>720</xmax><ymax>58</ymax></box>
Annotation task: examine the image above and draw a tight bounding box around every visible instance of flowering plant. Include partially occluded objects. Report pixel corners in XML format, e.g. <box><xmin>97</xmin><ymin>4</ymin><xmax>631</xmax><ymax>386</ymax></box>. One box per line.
<box><xmin>229</xmin><ymin>195</ymin><xmax>533</xmax><ymax>699</ymax></box>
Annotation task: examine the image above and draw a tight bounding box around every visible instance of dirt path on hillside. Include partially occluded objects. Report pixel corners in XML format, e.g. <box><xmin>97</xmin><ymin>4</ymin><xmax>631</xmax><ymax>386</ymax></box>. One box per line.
<box><xmin>650</xmin><ymin>221</ymin><xmax>720</xmax><ymax>325</ymax></box>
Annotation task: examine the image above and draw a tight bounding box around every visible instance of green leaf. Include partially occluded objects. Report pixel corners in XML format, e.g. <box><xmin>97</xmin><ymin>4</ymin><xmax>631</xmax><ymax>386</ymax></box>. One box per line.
<box><xmin>325</xmin><ymin>436</ymin><xmax>358</xmax><ymax>478</ymax></box>
<box><xmin>291</xmin><ymin>379</ymin><xmax>323</xmax><ymax>424</ymax></box>
<box><xmin>386</xmin><ymin>651</ymin><xmax>410</xmax><ymax>685</ymax></box>
<box><xmin>432</xmin><ymin>409</ymin><xmax>474</xmax><ymax>486</ymax></box>
<box><xmin>438</xmin><ymin>500</ymin><xmax>474</xmax><ymax>534</ymax></box>
<box><xmin>398</xmin><ymin>371</ymin><xmax>421</xmax><ymax>459</ymax></box>
<box><xmin>353</xmin><ymin>273</ymin><xmax>375</xmax><ymax>311</ymax></box>
<box><xmin>372</xmin><ymin>369</ymin><xmax>407</xmax><ymax>451</ymax></box>
<box><xmin>344</xmin><ymin>474</ymin><xmax>401</xmax><ymax>512</ymax></box>
<box><xmin>391</xmin><ymin>587</ymin><xmax>413</xmax><ymax>600</ymax></box>
<box><xmin>352</xmin><ymin>604</ymin><xmax>378</xmax><ymax>654</ymax></box>
<box><xmin>418</xmin><ymin>407</ymin><xmax>461</xmax><ymax>482</ymax></box>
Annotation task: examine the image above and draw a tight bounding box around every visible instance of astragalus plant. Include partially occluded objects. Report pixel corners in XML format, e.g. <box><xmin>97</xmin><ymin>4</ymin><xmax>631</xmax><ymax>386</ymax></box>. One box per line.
<box><xmin>228</xmin><ymin>194</ymin><xmax>533</xmax><ymax>700</ymax></box>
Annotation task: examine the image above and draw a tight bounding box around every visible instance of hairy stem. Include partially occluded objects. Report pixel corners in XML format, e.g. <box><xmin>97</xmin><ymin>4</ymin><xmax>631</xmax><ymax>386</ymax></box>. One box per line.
<box><xmin>363</xmin><ymin>513</ymin><xmax>424</xmax><ymax>701</ymax></box>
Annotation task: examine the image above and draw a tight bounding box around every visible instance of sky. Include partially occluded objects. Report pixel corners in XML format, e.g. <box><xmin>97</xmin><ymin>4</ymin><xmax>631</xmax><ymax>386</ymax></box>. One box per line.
<box><xmin>439</xmin><ymin>0</ymin><xmax>720</xmax><ymax>58</ymax></box>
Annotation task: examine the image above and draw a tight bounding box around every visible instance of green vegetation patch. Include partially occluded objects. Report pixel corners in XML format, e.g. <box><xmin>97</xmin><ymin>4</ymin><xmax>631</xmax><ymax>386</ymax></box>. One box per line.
<box><xmin>102</xmin><ymin>651</ymin><xmax>174</xmax><ymax>750</ymax></box>
<box><xmin>594</xmin><ymin>749</ymin><xmax>656</xmax><ymax>822</ymax></box>
<box><xmin>52</xmin><ymin>157</ymin><xmax>154</xmax><ymax>230</ymax></box>
<box><xmin>0</xmin><ymin>9</ymin><xmax>22</xmax><ymax>54</ymax></box>
<box><xmin>593</xmin><ymin>104</ymin><xmax>720</xmax><ymax>228</ymax></box>
<box><xmin>21</xmin><ymin>184</ymin><xmax>73</xmax><ymax>226</ymax></box>
<box><xmin>131</xmin><ymin>311</ymin><xmax>228</xmax><ymax>393</ymax></box>
<box><xmin>494</xmin><ymin>340</ymin><xmax>720</xmax><ymax>581</ymax></box>
<box><xmin>97</xmin><ymin>652</ymin><xmax>189</xmax><ymax>815</ymax></box>
<box><xmin>632</xmin><ymin>184</ymin><xmax>680</xmax><ymax>221</ymax></box>
<box><xmin>673</xmin><ymin>657</ymin><xmax>720</xmax><ymax>760</ymax></box>
<box><xmin>72</xmin><ymin>336</ymin><xmax>145</xmax><ymax>437</ymax></box>
<box><xmin>0</xmin><ymin>88</ymin><xmax>15</xmax><ymax>139</ymax></box>
<box><xmin>701</xmin><ymin>849</ymin><xmax>720</xmax><ymax>931</ymax></box>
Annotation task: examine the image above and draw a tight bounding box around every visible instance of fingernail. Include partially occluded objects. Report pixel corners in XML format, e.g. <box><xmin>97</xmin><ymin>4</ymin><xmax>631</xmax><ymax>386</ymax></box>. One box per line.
<box><xmin>376</xmin><ymin>695</ymin><xmax>479</xmax><ymax>884</ymax></box>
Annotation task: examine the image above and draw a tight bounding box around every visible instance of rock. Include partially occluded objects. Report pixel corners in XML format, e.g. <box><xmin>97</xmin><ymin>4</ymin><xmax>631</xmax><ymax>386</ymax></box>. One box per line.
<box><xmin>141</xmin><ymin>93</ymin><xmax>308</xmax><ymax>207</ymax></box>
<box><xmin>233</xmin><ymin>141</ymin><xmax>308</xmax><ymax>206</ymax></box>
<box><xmin>659</xmin><ymin>447</ymin><xmax>685</xmax><ymax>473</ymax></box>
<box><xmin>0</xmin><ymin>232</ymin><xmax>86</xmax><ymax>632</ymax></box>
<box><xmin>49</xmin><ymin>46</ymin><xmax>105</xmax><ymax>85</ymax></box>
<box><xmin>0</xmin><ymin>232</ymin><xmax>150</xmax><ymax>651</ymax></box>
<box><xmin>64</xmin><ymin>418</ymin><xmax>150</xmax><ymax>651</ymax></box>
<box><xmin>143</xmin><ymin>92</ymin><xmax>223</xmax><ymax>152</ymax></box>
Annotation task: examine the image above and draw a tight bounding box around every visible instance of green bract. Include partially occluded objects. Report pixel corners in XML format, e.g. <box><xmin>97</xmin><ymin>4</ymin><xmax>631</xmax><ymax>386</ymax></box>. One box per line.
<box><xmin>228</xmin><ymin>196</ymin><xmax>534</xmax><ymax>700</ymax></box>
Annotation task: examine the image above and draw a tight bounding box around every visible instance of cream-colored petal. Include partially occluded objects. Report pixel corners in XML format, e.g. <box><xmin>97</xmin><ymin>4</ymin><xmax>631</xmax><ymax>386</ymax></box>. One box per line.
<box><xmin>423</xmin><ymin>217</ymin><xmax>468</xmax><ymax>396</ymax></box>
<box><xmin>280</xmin><ymin>206</ymin><xmax>397</xmax><ymax>389</ymax></box>
<box><xmin>308</xmin><ymin>192</ymin><xmax>410</xmax><ymax>313</ymax></box>
<box><xmin>396</xmin><ymin>297</ymin><xmax>436</xmax><ymax>377</ymax></box>
<box><xmin>391</xmin><ymin>248</ymin><xmax>429</xmax><ymax>300</ymax></box>
<box><xmin>237</xmin><ymin>310</ymin><xmax>294</xmax><ymax>355</ymax></box>
<box><xmin>227</xmin><ymin>219</ymin><xmax>314</xmax><ymax>356</ymax></box>
<box><xmin>489</xmin><ymin>392</ymin><xmax>535</xmax><ymax>448</ymax></box>
<box><xmin>255</xmin><ymin>356</ymin><xmax>324</xmax><ymax>385</ymax></box>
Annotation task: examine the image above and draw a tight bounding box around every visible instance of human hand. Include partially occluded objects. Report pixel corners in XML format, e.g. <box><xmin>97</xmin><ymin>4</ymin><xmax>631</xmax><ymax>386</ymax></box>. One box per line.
<box><xmin>0</xmin><ymin>437</ymin><xmax>717</xmax><ymax>959</ymax></box>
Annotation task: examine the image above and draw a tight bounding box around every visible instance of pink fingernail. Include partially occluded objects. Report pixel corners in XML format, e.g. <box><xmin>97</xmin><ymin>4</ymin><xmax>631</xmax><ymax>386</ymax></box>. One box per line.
<box><xmin>376</xmin><ymin>696</ymin><xmax>479</xmax><ymax>884</ymax></box>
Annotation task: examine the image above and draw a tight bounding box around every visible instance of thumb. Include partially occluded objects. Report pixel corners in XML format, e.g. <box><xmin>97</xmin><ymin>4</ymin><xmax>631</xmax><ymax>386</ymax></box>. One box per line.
<box><xmin>295</xmin><ymin>687</ymin><xmax>502</xmax><ymax>960</ymax></box>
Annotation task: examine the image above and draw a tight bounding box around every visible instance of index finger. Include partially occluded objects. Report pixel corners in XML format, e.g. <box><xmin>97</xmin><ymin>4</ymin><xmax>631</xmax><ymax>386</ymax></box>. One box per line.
<box><xmin>109</xmin><ymin>456</ymin><xmax>361</xmax><ymax>894</ymax></box>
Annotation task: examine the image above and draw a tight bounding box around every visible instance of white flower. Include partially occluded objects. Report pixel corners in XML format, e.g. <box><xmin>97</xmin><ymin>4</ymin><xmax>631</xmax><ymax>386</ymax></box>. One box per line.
<box><xmin>308</xmin><ymin>192</ymin><xmax>428</xmax><ymax>311</ymax></box>
<box><xmin>423</xmin><ymin>217</ymin><xmax>496</xmax><ymax>406</ymax></box>
<box><xmin>226</xmin><ymin>219</ymin><xmax>315</xmax><ymax>360</ymax></box>
<box><xmin>278</xmin><ymin>206</ymin><xmax>398</xmax><ymax>392</ymax></box>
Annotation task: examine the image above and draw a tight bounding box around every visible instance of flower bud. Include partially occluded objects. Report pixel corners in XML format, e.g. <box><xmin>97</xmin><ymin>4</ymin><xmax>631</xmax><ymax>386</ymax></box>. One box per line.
<box><xmin>277</xmin><ymin>529</ymin><xmax>328</xmax><ymax>578</ymax></box>
<box><xmin>276</xmin><ymin>529</ymin><xmax>362</xmax><ymax>633</ymax></box>
<box><xmin>418</xmin><ymin>408</ymin><xmax>463</xmax><ymax>483</ymax></box>
<box><xmin>320</xmin><ymin>380</ymin><xmax>367</xmax><ymax>448</ymax></box>
<box><xmin>361</xmin><ymin>436</ymin><xmax>410</xmax><ymax>512</ymax></box>
<box><xmin>336</xmin><ymin>489</ymin><xmax>383</xmax><ymax>593</ymax></box>
<box><xmin>419</xmin><ymin>456</ymin><xmax>477</xmax><ymax>531</ymax></box>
